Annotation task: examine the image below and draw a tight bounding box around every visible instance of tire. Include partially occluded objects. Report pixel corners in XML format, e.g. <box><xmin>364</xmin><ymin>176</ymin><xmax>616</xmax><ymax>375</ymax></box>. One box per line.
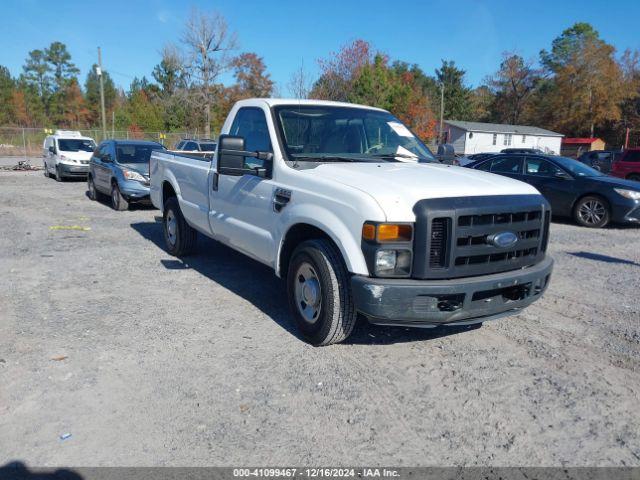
<box><xmin>628</xmin><ymin>174</ymin><xmax>640</xmax><ymax>182</ymax></box>
<box><xmin>287</xmin><ymin>239</ymin><xmax>356</xmax><ymax>346</ymax></box>
<box><xmin>55</xmin><ymin>165</ymin><xmax>64</xmax><ymax>182</ymax></box>
<box><xmin>87</xmin><ymin>175</ymin><xmax>99</xmax><ymax>201</ymax></box>
<box><xmin>573</xmin><ymin>195</ymin><xmax>610</xmax><ymax>228</ymax></box>
<box><xmin>111</xmin><ymin>183</ymin><xmax>129</xmax><ymax>211</ymax></box>
<box><xmin>163</xmin><ymin>196</ymin><xmax>197</xmax><ymax>256</ymax></box>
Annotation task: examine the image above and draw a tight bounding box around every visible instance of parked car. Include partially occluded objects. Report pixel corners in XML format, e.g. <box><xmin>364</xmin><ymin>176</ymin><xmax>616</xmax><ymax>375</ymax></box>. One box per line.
<box><xmin>454</xmin><ymin>152</ymin><xmax>493</xmax><ymax>167</ymax></box>
<box><xmin>467</xmin><ymin>153</ymin><xmax>640</xmax><ymax>228</ymax></box>
<box><xmin>87</xmin><ymin>140</ymin><xmax>166</xmax><ymax>210</ymax></box>
<box><xmin>611</xmin><ymin>148</ymin><xmax>640</xmax><ymax>182</ymax></box>
<box><xmin>150</xmin><ymin>98</ymin><xmax>553</xmax><ymax>345</ymax></box>
<box><xmin>43</xmin><ymin>130</ymin><xmax>96</xmax><ymax>181</ymax></box>
<box><xmin>174</xmin><ymin>138</ymin><xmax>217</xmax><ymax>153</ymax></box>
<box><xmin>577</xmin><ymin>149</ymin><xmax>622</xmax><ymax>174</ymax></box>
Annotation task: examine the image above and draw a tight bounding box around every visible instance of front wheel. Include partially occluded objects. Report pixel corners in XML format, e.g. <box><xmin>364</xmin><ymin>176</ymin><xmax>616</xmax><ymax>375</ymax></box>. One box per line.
<box><xmin>287</xmin><ymin>239</ymin><xmax>357</xmax><ymax>346</ymax></box>
<box><xmin>574</xmin><ymin>195</ymin><xmax>610</xmax><ymax>228</ymax></box>
<box><xmin>55</xmin><ymin>165</ymin><xmax>63</xmax><ymax>182</ymax></box>
<box><xmin>111</xmin><ymin>183</ymin><xmax>129</xmax><ymax>211</ymax></box>
<box><xmin>163</xmin><ymin>197</ymin><xmax>197</xmax><ymax>256</ymax></box>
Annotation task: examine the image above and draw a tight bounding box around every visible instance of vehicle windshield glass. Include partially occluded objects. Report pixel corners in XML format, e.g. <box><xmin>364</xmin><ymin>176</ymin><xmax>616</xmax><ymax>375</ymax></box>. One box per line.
<box><xmin>115</xmin><ymin>144</ymin><xmax>165</xmax><ymax>164</ymax></box>
<box><xmin>58</xmin><ymin>139</ymin><xmax>96</xmax><ymax>152</ymax></box>
<box><xmin>274</xmin><ymin>105</ymin><xmax>436</xmax><ymax>162</ymax></box>
<box><xmin>553</xmin><ymin>156</ymin><xmax>604</xmax><ymax>177</ymax></box>
<box><xmin>199</xmin><ymin>143</ymin><xmax>217</xmax><ymax>152</ymax></box>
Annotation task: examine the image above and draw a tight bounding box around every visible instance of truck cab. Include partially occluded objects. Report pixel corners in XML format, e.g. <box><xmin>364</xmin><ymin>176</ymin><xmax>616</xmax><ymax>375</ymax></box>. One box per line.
<box><xmin>150</xmin><ymin>99</ymin><xmax>553</xmax><ymax>345</ymax></box>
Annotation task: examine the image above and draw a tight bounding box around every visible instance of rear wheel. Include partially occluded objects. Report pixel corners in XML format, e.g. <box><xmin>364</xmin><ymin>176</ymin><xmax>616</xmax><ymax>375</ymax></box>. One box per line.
<box><xmin>163</xmin><ymin>197</ymin><xmax>197</xmax><ymax>256</ymax></box>
<box><xmin>111</xmin><ymin>183</ymin><xmax>129</xmax><ymax>211</ymax></box>
<box><xmin>287</xmin><ymin>239</ymin><xmax>356</xmax><ymax>346</ymax></box>
<box><xmin>574</xmin><ymin>195</ymin><xmax>610</xmax><ymax>228</ymax></box>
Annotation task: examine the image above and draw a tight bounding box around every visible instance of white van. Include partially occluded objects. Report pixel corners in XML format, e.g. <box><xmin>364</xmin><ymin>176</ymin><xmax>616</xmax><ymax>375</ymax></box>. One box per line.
<box><xmin>43</xmin><ymin>130</ymin><xmax>97</xmax><ymax>181</ymax></box>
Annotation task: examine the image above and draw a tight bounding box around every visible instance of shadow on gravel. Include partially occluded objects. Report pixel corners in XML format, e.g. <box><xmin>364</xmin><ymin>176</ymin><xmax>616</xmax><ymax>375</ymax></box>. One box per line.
<box><xmin>0</xmin><ymin>462</ymin><xmax>83</xmax><ymax>480</ymax></box>
<box><xmin>567</xmin><ymin>251</ymin><xmax>640</xmax><ymax>267</ymax></box>
<box><xmin>131</xmin><ymin>220</ymin><xmax>482</xmax><ymax>346</ymax></box>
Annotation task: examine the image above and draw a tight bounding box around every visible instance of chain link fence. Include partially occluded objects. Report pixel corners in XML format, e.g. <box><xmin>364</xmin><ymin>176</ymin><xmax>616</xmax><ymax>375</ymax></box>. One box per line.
<box><xmin>0</xmin><ymin>127</ymin><xmax>194</xmax><ymax>159</ymax></box>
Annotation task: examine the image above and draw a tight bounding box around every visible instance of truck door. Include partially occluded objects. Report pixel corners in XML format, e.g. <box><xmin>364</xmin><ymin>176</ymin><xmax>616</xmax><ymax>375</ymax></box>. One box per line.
<box><xmin>208</xmin><ymin>106</ymin><xmax>278</xmax><ymax>265</ymax></box>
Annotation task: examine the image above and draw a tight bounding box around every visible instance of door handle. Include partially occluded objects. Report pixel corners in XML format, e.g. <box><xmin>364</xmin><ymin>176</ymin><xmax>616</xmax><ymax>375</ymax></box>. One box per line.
<box><xmin>212</xmin><ymin>172</ymin><xmax>219</xmax><ymax>191</ymax></box>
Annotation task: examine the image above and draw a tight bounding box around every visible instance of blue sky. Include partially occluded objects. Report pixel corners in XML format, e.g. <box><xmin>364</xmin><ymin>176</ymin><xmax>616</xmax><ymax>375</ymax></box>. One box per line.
<box><xmin>2</xmin><ymin>0</ymin><xmax>639</xmax><ymax>94</ymax></box>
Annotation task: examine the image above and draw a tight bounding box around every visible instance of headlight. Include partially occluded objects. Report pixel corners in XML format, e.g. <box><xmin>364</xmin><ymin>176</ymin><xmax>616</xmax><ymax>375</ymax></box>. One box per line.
<box><xmin>614</xmin><ymin>188</ymin><xmax>640</xmax><ymax>201</ymax></box>
<box><xmin>375</xmin><ymin>249</ymin><xmax>412</xmax><ymax>276</ymax></box>
<box><xmin>123</xmin><ymin>169</ymin><xmax>146</xmax><ymax>182</ymax></box>
<box><xmin>362</xmin><ymin>222</ymin><xmax>413</xmax><ymax>277</ymax></box>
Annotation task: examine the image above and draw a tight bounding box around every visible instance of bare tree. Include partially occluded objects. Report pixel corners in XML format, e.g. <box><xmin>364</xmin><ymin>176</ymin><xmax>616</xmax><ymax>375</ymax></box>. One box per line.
<box><xmin>181</xmin><ymin>8</ymin><xmax>237</xmax><ymax>137</ymax></box>
<box><xmin>287</xmin><ymin>61</ymin><xmax>313</xmax><ymax>99</ymax></box>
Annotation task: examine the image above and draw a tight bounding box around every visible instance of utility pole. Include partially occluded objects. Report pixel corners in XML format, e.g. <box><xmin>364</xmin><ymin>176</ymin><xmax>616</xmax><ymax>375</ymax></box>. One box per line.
<box><xmin>439</xmin><ymin>82</ymin><xmax>445</xmax><ymax>144</ymax></box>
<box><xmin>97</xmin><ymin>47</ymin><xmax>107</xmax><ymax>140</ymax></box>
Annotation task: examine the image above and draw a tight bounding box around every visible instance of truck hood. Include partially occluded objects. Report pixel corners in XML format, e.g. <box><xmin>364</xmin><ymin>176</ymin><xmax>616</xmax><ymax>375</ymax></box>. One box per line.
<box><xmin>308</xmin><ymin>162</ymin><xmax>541</xmax><ymax>220</ymax></box>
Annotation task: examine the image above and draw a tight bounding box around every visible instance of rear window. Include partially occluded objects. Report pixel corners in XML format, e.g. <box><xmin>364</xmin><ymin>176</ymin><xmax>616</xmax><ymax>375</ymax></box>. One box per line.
<box><xmin>199</xmin><ymin>142</ymin><xmax>217</xmax><ymax>152</ymax></box>
<box><xmin>116</xmin><ymin>144</ymin><xmax>165</xmax><ymax>164</ymax></box>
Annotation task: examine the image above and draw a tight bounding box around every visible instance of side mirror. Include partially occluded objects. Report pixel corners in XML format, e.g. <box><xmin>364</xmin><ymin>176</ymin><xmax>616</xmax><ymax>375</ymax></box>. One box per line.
<box><xmin>217</xmin><ymin>134</ymin><xmax>272</xmax><ymax>177</ymax></box>
<box><xmin>48</xmin><ymin>146</ymin><xmax>56</xmax><ymax>154</ymax></box>
<box><xmin>436</xmin><ymin>144</ymin><xmax>456</xmax><ymax>164</ymax></box>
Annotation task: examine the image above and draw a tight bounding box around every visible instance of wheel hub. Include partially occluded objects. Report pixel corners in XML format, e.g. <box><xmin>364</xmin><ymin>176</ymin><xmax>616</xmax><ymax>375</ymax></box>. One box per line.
<box><xmin>579</xmin><ymin>200</ymin><xmax>605</xmax><ymax>225</ymax></box>
<box><xmin>166</xmin><ymin>210</ymin><xmax>177</xmax><ymax>246</ymax></box>
<box><xmin>294</xmin><ymin>262</ymin><xmax>322</xmax><ymax>324</ymax></box>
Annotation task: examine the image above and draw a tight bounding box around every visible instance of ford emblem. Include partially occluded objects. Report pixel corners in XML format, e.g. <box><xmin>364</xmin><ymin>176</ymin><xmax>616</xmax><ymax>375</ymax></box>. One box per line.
<box><xmin>488</xmin><ymin>231</ymin><xmax>518</xmax><ymax>248</ymax></box>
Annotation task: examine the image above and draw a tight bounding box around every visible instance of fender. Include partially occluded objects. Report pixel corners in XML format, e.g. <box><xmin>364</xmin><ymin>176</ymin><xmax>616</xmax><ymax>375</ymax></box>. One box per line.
<box><xmin>160</xmin><ymin>169</ymin><xmax>182</xmax><ymax>212</ymax></box>
<box><xmin>274</xmin><ymin>203</ymin><xmax>371</xmax><ymax>278</ymax></box>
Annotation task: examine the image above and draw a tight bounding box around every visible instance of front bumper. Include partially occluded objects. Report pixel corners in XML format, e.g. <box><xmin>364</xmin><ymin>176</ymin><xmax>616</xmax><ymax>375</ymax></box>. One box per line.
<box><xmin>119</xmin><ymin>180</ymin><xmax>150</xmax><ymax>202</ymax></box>
<box><xmin>610</xmin><ymin>197</ymin><xmax>640</xmax><ymax>224</ymax></box>
<box><xmin>352</xmin><ymin>256</ymin><xmax>553</xmax><ymax>327</ymax></box>
<box><xmin>59</xmin><ymin>163</ymin><xmax>89</xmax><ymax>177</ymax></box>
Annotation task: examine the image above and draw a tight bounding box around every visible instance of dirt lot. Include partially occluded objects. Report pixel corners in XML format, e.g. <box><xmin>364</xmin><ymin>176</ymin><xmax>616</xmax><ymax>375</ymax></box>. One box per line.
<box><xmin>1</xmin><ymin>170</ymin><xmax>639</xmax><ymax>467</ymax></box>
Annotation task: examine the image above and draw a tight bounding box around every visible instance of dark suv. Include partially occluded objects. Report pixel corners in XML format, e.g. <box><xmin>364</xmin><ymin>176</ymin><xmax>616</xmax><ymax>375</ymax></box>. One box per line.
<box><xmin>577</xmin><ymin>150</ymin><xmax>622</xmax><ymax>174</ymax></box>
<box><xmin>87</xmin><ymin>140</ymin><xmax>165</xmax><ymax>210</ymax></box>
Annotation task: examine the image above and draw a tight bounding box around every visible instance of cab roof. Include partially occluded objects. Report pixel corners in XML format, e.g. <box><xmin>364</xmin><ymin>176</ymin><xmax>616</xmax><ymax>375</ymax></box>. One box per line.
<box><xmin>235</xmin><ymin>98</ymin><xmax>388</xmax><ymax>112</ymax></box>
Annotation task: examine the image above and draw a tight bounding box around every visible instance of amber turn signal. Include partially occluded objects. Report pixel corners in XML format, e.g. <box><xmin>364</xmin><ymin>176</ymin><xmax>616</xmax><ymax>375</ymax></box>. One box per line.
<box><xmin>362</xmin><ymin>223</ymin><xmax>413</xmax><ymax>242</ymax></box>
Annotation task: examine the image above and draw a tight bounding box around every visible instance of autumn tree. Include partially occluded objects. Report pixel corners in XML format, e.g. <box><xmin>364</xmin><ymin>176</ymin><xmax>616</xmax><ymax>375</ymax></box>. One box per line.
<box><xmin>287</xmin><ymin>62</ymin><xmax>313</xmax><ymax>99</ymax></box>
<box><xmin>488</xmin><ymin>53</ymin><xmax>541</xmax><ymax>124</ymax></box>
<box><xmin>0</xmin><ymin>66</ymin><xmax>15</xmax><ymax>125</ymax></box>
<box><xmin>539</xmin><ymin>23</ymin><xmax>625</xmax><ymax>137</ymax></box>
<box><xmin>311</xmin><ymin>39</ymin><xmax>373</xmax><ymax>101</ymax></box>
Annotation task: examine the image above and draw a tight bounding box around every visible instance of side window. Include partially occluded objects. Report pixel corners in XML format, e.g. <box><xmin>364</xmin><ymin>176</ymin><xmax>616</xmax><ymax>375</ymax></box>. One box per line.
<box><xmin>97</xmin><ymin>144</ymin><xmax>109</xmax><ymax>161</ymax></box>
<box><xmin>176</xmin><ymin>141</ymin><xmax>185</xmax><ymax>150</ymax></box>
<box><xmin>525</xmin><ymin>157</ymin><xmax>562</xmax><ymax>177</ymax></box>
<box><xmin>229</xmin><ymin>107</ymin><xmax>272</xmax><ymax>169</ymax></box>
<box><xmin>491</xmin><ymin>155</ymin><xmax>522</xmax><ymax>174</ymax></box>
<box><xmin>623</xmin><ymin>151</ymin><xmax>640</xmax><ymax>162</ymax></box>
<box><xmin>476</xmin><ymin>160</ymin><xmax>492</xmax><ymax>172</ymax></box>
<box><xmin>184</xmin><ymin>142</ymin><xmax>197</xmax><ymax>151</ymax></box>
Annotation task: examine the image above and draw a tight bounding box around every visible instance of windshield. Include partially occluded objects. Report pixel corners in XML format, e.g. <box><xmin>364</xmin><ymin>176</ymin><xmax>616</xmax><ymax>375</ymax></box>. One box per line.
<box><xmin>58</xmin><ymin>138</ymin><xmax>96</xmax><ymax>152</ymax></box>
<box><xmin>199</xmin><ymin>142</ymin><xmax>217</xmax><ymax>152</ymax></box>
<box><xmin>116</xmin><ymin>144</ymin><xmax>165</xmax><ymax>164</ymax></box>
<box><xmin>553</xmin><ymin>156</ymin><xmax>604</xmax><ymax>177</ymax></box>
<box><xmin>274</xmin><ymin>105</ymin><xmax>436</xmax><ymax>162</ymax></box>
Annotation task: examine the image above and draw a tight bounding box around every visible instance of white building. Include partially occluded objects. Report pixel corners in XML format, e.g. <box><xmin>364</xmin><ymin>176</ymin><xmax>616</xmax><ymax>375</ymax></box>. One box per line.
<box><xmin>443</xmin><ymin>121</ymin><xmax>563</xmax><ymax>155</ymax></box>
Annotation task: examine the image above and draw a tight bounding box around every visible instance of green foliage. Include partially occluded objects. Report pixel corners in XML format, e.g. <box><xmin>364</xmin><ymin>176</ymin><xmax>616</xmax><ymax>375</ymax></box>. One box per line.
<box><xmin>435</xmin><ymin>60</ymin><xmax>472</xmax><ymax>121</ymax></box>
<box><xmin>85</xmin><ymin>64</ymin><xmax>116</xmax><ymax>123</ymax></box>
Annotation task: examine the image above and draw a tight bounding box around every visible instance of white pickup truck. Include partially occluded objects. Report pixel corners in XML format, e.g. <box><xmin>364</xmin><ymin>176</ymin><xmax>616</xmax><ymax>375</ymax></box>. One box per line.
<box><xmin>150</xmin><ymin>99</ymin><xmax>553</xmax><ymax>345</ymax></box>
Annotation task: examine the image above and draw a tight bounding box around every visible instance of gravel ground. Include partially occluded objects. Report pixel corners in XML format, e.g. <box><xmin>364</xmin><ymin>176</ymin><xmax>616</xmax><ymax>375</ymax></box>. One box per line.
<box><xmin>0</xmin><ymin>171</ymin><xmax>639</xmax><ymax>467</ymax></box>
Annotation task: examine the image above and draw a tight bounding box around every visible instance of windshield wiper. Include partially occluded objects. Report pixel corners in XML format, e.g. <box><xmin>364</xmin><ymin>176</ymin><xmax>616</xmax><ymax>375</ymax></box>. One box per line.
<box><xmin>293</xmin><ymin>155</ymin><xmax>360</xmax><ymax>163</ymax></box>
<box><xmin>370</xmin><ymin>153</ymin><xmax>429</xmax><ymax>161</ymax></box>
